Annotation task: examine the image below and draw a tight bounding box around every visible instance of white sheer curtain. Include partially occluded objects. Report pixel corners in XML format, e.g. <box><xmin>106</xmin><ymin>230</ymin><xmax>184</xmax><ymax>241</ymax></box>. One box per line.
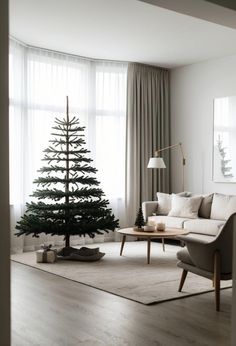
<box><xmin>9</xmin><ymin>39</ymin><xmax>127</xmax><ymax>253</ymax></box>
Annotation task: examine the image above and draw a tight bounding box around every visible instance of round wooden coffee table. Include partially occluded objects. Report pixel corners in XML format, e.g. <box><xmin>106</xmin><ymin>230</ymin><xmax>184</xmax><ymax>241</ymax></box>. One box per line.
<box><xmin>116</xmin><ymin>227</ymin><xmax>189</xmax><ymax>264</ymax></box>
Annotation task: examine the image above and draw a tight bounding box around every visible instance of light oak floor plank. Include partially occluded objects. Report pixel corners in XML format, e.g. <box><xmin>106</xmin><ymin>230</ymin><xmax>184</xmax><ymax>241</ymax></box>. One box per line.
<box><xmin>11</xmin><ymin>262</ymin><xmax>231</xmax><ymax>346</ymax></box>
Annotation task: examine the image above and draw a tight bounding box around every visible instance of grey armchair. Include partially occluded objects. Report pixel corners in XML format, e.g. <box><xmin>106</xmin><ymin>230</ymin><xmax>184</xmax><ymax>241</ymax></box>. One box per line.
<box><xmin>176</xmin><ymin>213</ymin><xmax>236</xmax><ymax>311</ymax></box>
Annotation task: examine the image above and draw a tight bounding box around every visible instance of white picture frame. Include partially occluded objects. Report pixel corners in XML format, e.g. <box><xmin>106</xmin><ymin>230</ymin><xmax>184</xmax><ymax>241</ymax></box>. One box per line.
<box><xmin>213</xmin><ymin>96</ymin><xmax>236</xmax><ymax>183</ymax></box>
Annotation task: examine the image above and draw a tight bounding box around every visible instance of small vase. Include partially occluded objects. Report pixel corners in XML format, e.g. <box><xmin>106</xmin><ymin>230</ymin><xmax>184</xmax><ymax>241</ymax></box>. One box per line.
<box><xmin>156</xmin><ymin>222</ymin><xmax>165</xmax><ymax>231</ymax></box>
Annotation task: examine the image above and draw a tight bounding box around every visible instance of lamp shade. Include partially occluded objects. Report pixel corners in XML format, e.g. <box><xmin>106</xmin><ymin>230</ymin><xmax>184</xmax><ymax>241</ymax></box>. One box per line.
<box><xmin>147</xmin><ymin>157</ymin><xmax>166</xmax><ymax>169</ymax></box>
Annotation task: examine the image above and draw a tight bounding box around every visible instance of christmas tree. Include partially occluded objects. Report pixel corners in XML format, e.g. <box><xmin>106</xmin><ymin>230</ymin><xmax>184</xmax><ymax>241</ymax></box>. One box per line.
<box><xmin>217</xmin><ymin>135</ymin><xmax>234</xmax><ymax>179</ymax></box>
<box><xmin>15</xmin><ymin>97</ymin><xmax>119</xmax><ymax>248</ymax></box>
<box><xmin>134</xmin><ymin>207</ymin><xmax>145</xmax><ymax>229</ymax></box>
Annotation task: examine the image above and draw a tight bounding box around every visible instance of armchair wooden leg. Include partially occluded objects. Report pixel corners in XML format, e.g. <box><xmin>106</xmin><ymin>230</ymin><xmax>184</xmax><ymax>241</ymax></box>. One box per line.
<box><xmin>178</xmin><ymin>269</ymin><xmax>188</xmax><ymax>292</ymax></box>
<box><xmin>214</xmin><ymin>251</ymin><xmax>221</xmax><ymax>311</ymax></box>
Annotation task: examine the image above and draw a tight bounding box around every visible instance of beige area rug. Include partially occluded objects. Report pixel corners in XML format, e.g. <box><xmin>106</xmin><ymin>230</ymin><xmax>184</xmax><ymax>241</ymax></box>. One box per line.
<box><xmin>11</xmin><ymin>241</ymin><xmax>232</xmax><ymax>305</ymax></box>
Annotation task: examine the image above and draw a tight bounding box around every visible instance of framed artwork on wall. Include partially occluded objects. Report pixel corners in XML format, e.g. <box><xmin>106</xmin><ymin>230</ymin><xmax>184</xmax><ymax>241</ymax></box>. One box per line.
<box><xmin>213</xmin><ymin>95</ymin><xmax>236</xmax><ymax>182</ymax></box>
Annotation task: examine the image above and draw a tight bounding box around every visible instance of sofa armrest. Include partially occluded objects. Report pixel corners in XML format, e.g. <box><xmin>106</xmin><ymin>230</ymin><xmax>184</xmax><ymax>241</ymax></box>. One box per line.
<box><xmin>142</xmin><ymin>201</ymin><xmax>158</xmax><ymax>221</ymax></box>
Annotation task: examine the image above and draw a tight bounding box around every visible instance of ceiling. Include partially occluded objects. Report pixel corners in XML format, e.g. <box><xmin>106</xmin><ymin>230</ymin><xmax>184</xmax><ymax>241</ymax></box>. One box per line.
<box><xmin>9</xmin><ymin>0</ymin><xmax>236</xmax><ymax>68</ymax></box>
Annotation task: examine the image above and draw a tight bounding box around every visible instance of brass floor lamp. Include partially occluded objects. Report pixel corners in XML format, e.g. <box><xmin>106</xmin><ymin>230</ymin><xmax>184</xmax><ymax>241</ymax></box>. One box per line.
<box><xmin>147</xmin><ymin>142</ymin><xmax>186</xmax><ymax>192</ymax></box>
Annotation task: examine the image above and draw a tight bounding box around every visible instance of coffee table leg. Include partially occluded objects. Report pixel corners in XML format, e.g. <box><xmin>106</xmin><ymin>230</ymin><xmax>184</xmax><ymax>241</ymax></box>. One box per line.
<box><xmin>147</xmin><ymin>238</ymin><xmax>151</xmax><ymax>264</ymax></box>
<box><xmin>120</xmin><ymin>235</ymin><xmax>126</xmax><ymax>256</ymax></box>
<box><xmin>162</xmin><ymin>238</ymin><xmax>165</xmax><ymax>252</ymax></box>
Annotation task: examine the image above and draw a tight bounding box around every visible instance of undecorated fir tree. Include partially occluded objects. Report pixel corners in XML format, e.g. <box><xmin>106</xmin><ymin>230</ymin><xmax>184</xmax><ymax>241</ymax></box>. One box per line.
<box><xmin>134</xmin><ymin>207</ymin><xmax>145</xmax><ymax>229</ymax></box>
<box><xmin>15</xmin><ymin>97</ymin><xmax>119</xmax><ymax>248</ymax></box>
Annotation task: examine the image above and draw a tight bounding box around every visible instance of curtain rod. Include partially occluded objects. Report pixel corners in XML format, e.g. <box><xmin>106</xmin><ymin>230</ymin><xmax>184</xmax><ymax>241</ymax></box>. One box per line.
<box><xmin>10</xmin><ymin>35</ymin><xmax>128</xmax><ymax>65</ymax></box>
<box><xmin>10</xmin><ymin>35</ymin><xmax>28</xmax><ymax>47</ymax></box>
<box><xmin>10</xmin><ymin>35</ymin><xmax>169</xmax><ymax>70</ymax></box>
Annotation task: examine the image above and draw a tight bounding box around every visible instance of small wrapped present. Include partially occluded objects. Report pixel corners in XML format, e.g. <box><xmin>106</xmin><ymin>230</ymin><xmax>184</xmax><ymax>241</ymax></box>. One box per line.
<box><xmin>36</xmin><ymin>244</ymin><xmax>57</xmax><ymax>263</ymax></box>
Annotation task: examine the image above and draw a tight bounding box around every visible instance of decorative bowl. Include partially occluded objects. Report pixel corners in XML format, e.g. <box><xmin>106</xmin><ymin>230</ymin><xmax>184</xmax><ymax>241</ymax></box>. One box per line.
<box><xmin>143</xmin><ymin>225</ymin><xmax>156</xmax><ymax>232</ymax></box>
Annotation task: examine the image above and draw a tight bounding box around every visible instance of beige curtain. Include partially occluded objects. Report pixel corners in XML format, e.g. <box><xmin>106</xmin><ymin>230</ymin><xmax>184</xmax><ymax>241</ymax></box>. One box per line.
<box><xmin>125</xmin><ymin>63</ymin><xmax>170</xmax><ymax>226</ymax></box>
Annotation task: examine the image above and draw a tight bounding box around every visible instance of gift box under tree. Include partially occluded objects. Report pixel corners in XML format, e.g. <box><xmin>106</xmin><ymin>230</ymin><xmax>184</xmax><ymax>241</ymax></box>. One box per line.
<box><xmin>36</xmin><ymin>244</ymin><xmax>57</xmax><ymax>263</ymax></box>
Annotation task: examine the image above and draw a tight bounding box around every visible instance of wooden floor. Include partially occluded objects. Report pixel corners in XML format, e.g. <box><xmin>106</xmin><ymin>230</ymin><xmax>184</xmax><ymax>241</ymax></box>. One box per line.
<box><xmin>11</xmin><ymin>262</ymin><xmax>232</xmax><ymax>346</ymax></box>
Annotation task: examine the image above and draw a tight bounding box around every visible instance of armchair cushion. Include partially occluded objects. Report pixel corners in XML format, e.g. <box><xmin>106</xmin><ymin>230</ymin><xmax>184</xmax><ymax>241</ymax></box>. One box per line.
<box><xmin>177</xmin><ymin>234</ymin><xmax>216</xmax><ymax>271</ymax></box>
<box><xmin>177</xmin><ymin>248</ymin><xmax>194</xmax><ymax>266</ymax></box>
<box><xmin>176</xmin><ymin>213</ymin><xmax>235</xmax><ymax>311</ymax></box>
<box><xmin>177</xmin><ymin>251</ymin><xmax>232</xmax><ymax>281</ymax></box>
<box><xmin>177</xmin><ymin>213</ymin><xmax>236</xmax><ymax>274</ymax></box>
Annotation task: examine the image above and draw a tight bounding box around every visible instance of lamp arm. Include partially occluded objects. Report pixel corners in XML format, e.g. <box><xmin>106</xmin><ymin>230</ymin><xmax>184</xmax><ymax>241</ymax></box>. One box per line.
<box><xmin>155</xmin><ymin>142</ymin><xmax>186</xmax><ymax>165</ymax></box>
<box><xmin>154</xmin><ymin>142</ymin><xmax>186</xmax><ymax>191</ymax></box>
<box><xmin>155</xmin><ymin>143</ymin><xmax>179</xmax><ymax>155</ymax></box>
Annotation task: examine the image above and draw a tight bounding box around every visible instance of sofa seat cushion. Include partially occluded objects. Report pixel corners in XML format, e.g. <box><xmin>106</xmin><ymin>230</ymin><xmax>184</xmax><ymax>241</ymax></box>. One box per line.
<box><xmin>178</xmin><ymin>233</ymin><xmax>215</xmax><ymax>243</ymax></box>
<box><xmin>183</xmin><ymin>219</ymin><xmax>225</xmax><ymax>236</ymax></box>
<box><xmin>148</xmin><ymin>215</ymin><xmax>190</xmax><ymax>229</ymax></box>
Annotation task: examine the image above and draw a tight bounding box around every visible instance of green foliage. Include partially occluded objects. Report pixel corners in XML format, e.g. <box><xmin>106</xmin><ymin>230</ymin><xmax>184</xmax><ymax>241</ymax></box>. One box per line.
<box><xmin>134</xmin><ymin>207</ymin><xmax>145</xmax><ymax>228</ymax></box>
<box><xmin>15</xmin><ymin>107</ymin><xmax>119</xmax><ymax>246</ymax></box>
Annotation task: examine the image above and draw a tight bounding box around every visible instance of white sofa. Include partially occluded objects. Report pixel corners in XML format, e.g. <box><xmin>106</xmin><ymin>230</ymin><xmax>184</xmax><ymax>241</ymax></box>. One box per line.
<box><xmin>142</xmin><ymin>192</ymin><xmax>236</xmax><ymax>238</ymax></box>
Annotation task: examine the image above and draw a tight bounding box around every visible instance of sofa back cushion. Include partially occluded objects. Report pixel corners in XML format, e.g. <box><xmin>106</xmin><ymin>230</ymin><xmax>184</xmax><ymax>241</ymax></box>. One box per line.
<box><xmin>210</xmin><ymin>193</ymin><xmax>230</xmax><ymax>220</ymax></box>
<box><xmin>226</xmin><ymin>196</ymin><xmax>236</xmax><ymax>219</ymax></box>
<box><xmin>168</xmin><ymin>194</ymin><xmax>202</xmax><ymax>219</ymax></box>
<box><xmin>198</xmin><ymin>194</ymin><xmax>213</xmax><ymax>218</ymax></box>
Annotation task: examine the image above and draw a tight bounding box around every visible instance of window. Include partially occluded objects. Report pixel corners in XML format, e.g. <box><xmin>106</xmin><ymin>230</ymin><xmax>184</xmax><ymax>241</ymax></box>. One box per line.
<box><xmin>9</xmin><ymin>40</ymin><xmax>127</xmax><ymax>235</ymax></box>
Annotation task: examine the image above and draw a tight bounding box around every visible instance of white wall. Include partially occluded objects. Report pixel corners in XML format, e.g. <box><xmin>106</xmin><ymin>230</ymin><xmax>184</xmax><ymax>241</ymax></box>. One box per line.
<box><xmin>0</xmin><ymin>0</ymin><xmax>10</xmax><ymax>345</ymax></box>
<box><xmin>170</xmin><ymin>54</ymin><xmax>236</xmax><ymax>194</ymax></box>
<box><xmin>170</xmin><ymin>54</ymin><xmax>236</xmax><ymax>346</ymax></box>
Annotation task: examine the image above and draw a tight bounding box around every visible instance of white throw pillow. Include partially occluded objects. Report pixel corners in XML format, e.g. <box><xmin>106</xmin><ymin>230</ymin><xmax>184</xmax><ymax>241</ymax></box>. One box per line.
<box><xmin>210</xmin><ymin>193</ymin><xmax>230</xmax><ymax>220</ymax></box>
<box><xmin>156</xmin><ymin>192</ymin><xmax>172</xmax><ymax>215</ymax></box>
<box><xmin>225</xmin><ymin>196</ymin><xmax>236</xmax><ymax>219</ymax></box>
<box><xmin>168</xmin><ymin>194</ymin><xmax>202</xmax><ymax>219</ymax></box>
<box><xmin>177</xmin><ymin>191</ymin><xmax>192</xmax><ymax>197</ymax></box>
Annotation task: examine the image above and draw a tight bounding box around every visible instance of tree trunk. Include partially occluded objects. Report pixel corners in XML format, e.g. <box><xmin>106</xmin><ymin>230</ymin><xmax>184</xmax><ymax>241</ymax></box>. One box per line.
<box><xmin>65</xmin><ymin>96</ymin><xmax>70</xmax><ymax>249</ymax></box>
<box><xmin>65</xmin><ymin>233</ymin><xmax>70</xmax><ymax>247</ymax></box>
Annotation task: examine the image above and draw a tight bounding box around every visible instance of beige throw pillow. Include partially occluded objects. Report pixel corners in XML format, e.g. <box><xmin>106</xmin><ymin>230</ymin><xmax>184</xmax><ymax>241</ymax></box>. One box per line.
<box><xmin>211</xmin><ymin>193</ymin><xmax>236</xmax><ymax>220</ymax></box>
<box><xmin>156</xmin><ymin>192</ymin><xmax>172</xmax><ymax>215</ymax></box>
<box><xmin>198</xmin><ymin>194</ymin><xmax>213</xmax><ymax>218</ymax></box>
<box><xmin>168</xmin><ymin>194</ymin><xmax>202</xmax><ymax>219</ymax></box>
<box><xmin>177</xmin><ymin>191</ymin><xmax>192</xmax><ymax>197</ymax></box>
